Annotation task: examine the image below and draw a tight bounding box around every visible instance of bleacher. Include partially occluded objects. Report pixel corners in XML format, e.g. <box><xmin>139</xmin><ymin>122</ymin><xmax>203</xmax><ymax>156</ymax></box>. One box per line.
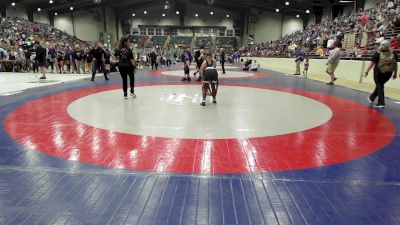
<box><xmin>148</xmin><ymin>36</ymin><xmax>167</xmax><ymax>48</ymax></box>
<box><xmin>195</xmin><ymin>36</ymin><xmax>212</xmax><ymax>48</ymax></box>
<box><xmin>216</xmin><ymin>37</ymin><xmax>238</xmax><ymax>48</ymax></box>
<box><xmin>128</xmin><ymin>35</ymin><xmax>148</xmax><ymax>48</ymax></box>
<box><xmin>170</xmin><ymin>36</ymin><xmax>193</xmax><ymax>47</ymax></box>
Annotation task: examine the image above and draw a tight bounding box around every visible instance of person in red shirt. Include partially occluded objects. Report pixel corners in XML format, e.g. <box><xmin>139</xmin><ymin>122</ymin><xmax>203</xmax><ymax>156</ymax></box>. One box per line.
<box><xmin>360</xmin><ymin>13</ymin><xmax>369</xmax><ymax>26</ymax></box>
<box><xmin>391</xmin><ymin>35</ymin><xmax>400</xmax><ymax>49</ymax></box>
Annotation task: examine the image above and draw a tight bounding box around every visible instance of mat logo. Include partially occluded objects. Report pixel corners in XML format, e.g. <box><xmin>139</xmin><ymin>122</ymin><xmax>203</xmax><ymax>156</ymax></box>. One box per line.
<box><xmin>160</xmin><ymin>93</ymin><xmax>198</xmax><ymax>105</ymax></box>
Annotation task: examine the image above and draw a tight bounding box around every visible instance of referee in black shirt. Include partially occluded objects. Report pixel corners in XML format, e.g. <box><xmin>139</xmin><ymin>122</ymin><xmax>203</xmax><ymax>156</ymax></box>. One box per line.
<box><xmin>35</xmin><ymin>41</ymin><xmax>47</xmax><ymax>79</ymax></box>
<box><xmin>91</xmin><ymin>43</ymin><xmax>109</xmax><ymax>81</ymax></box>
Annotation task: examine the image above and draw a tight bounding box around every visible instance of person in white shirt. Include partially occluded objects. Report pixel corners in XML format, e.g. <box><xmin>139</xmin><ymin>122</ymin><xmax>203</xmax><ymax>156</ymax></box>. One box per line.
<box><xmin>326</xmin><ymin>41</ymin><xmax>342</xmax><ymax>85</ymax></box>
<box><xmin>327</xmin><ymin>37</ymin><xmax>335</xmax><ymax>49</ymax></box>
<box><xmin>251</xmin><ymin>60</ymin><xmax>260</xmax><ymax>71</ymax></box>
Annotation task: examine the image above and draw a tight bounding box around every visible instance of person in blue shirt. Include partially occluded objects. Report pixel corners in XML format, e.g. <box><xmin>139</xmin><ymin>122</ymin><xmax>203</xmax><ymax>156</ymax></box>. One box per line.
<box><xmin>294</xmin><ymin>48</ymin><xmax>304</xmax><ymax>75</ymax></box>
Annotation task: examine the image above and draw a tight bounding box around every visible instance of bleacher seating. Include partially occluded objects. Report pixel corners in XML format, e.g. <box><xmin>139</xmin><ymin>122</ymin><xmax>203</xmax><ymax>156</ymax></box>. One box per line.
<box><xmin>148</xmin><ymin>36</ymin><xmax>167</xmax><ymax>48</ymax></box>
<box><xmin>195</xmin><ymin>36</ymin><xmax>212</xmax><ymax>48</ymax></box>
<box><xmin>216</xmin><ymin>37</ymin><xmax>238</xmax><ymax>48</ymax></box>
<box><xmin>170</xmin><ymin>36</ymin><xmax>193</xmax><ymax>47</ymax></box>
<box><xmin>241</xmin><ymin>0</ymin><xmax>400</xmax><ymax>61</ymax></box>
<box><xmin>128</xmin><ymin>35</ymin><xmax>148</xmax><ymax>48</ymax></box>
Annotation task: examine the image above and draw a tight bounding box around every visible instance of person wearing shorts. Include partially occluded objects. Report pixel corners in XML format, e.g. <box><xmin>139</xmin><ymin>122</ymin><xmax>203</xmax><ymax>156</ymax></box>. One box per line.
<box><xmin>57</xmin><ymin>48</ymin><xmax>65</xmax><ymax>73</ymax></box>
<box><xmin>181</xmin><ymin>48</ymin><xmax>193</xmax><ymax>81</ymax></box>
<box><xmin>326</xmin><ymin>41</ymin><xmax>341</xmax><ymax>85</ymax></box>
<box><xmin>199</xmin><ymin>53</ymin><xmax>218</xmax><ymax>106</ymax></box>
<box><xmin>63</xmin><ymin>46</ymin><xmax>73</xmax><ymax>73</ymax></box>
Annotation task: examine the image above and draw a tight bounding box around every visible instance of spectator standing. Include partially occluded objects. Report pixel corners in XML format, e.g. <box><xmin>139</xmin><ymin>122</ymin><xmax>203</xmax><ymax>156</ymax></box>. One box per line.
<box><xmin>47</xmin><ymin>46</ymin><xmax>57</xmax><ymax>73</ymax></box>
<box><xmin>294</xmin><ymin>48</ymin><xmax>304</xmax><ymax>75</ymax></box>
<box><xmin>360</xmin><ymin>13</ymin><xmax>369</xmax><ymax>27</ymax></box>
<box><xmin>391</xmin><ymin>35</ymin><xmax>400</xmax><ymax>49</ymax></box>
<box><xmin>73</xmin><ymin>48</ymin><xmax>85</xmax><ymax>74</ymax></box>
<box><xmin>181</xmin><ymin>48</ymin><xmax>193</xmax><ymax>81</ymax></box>
<box><xmin>303</xmin><ymin>57</ymin><xmax>310</xmax><ymax>77</ymax></box>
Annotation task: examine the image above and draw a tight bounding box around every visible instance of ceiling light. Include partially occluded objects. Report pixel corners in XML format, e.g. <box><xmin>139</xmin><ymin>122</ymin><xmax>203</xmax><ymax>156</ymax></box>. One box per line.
<box><xmin>176</xmin><ymin>11</ymin><xmax>179</xmax><ymax>15</ymax></box>
<box><xmin>226</xmin><ymin>14</ymin><xmax>230</xmax><ymax>18</ymax></box>
<box><xmin>132</xmin><ymin>13</ymin><xmax>135</xmax><ymax>16</ymax></box>
<box><xmin>54</xmin><ymin>12</ymin><xmax>58</xmax><ymax>15</ymax></box>
<box><xmin>285</xmin><ymin>1</ymin><xmax>289</xmax><ymax>5</ymax></box>
<box><xmin>37</xmin><ymin>8</ymin><xmax>41</xmax><ymax>11</ymax></box>
<box><xmin>276</xmin><ymin>8</ymin><xmax>279</xmax><ymax>12</ymax></box>
<box><xmin>144</xmin><ymin>10</ymin><xmax>147</xmax><ymax>14</ymax></box>
<box><xmin>70</xmin><ymin>6</ymin><xmax>74</xmax><ymax>11</ymax></box>
<box><xmin>49</xmin><ymin>0</ymin><xmax>53</xmax><ymax>4</ymax></box>
<box><xmin>11</xmin><ymin>2</ymin><xmax>15</xmax><ymax>6</ymax></box>
<box><xmin>162</xmin><ymin>13</ymin><xmax>165</xmax><ymax>17</ymax></box>
<box><xmin>306</xmin><ymin>9</ymin><xmax>310</xmax><ymax>13</ymax></box>
<box><xmin>296</xmin><ymin>14</ymin><xmax>300</xmax><ymax>18</ymax></box>
<box><xmin>210</xmin><ymin>11</ymin><xmax>214</xmax><ymax>15</ymax></box>
<box><xmin>195</xmin><ymin>13</ymin><xmax>198</xmax><ymax>17</ymax></box>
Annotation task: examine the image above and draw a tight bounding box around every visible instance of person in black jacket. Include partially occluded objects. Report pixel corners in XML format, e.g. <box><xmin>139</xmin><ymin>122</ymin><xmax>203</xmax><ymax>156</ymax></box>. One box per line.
<box><xmin>91</xmin><ymin>43</ymin><xmax>109</xmax><ymax>81</ymax></box>
<box><xmin>35</xmin><ymin>41</ymin><xmax>47</xmax><ymax>79</ymax></box>
<box><xmin>220</xmin><ymin>48</ymin><xmax>226</xmax><ymax>74</ymax></box>
<box><xmin>115</xmin><ymin>37</ymin><xmax>137</xmax><ymax>99</ymax></box>
<box><xmin>150</xmin><ymin>50</ymin><xmax>158</xmax><ymax>70</ymax></box>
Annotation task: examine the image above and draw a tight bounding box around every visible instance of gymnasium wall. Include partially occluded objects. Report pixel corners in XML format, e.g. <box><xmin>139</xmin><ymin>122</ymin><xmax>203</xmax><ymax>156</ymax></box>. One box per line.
<box><xmin>71</xmin><ymin>10</ymin><xmax>100</xmax><ymax>42</ymax></box>
<box><xmin>364</xmin><ymin>0</ymin><xmax>380</xmax><ymax>9</ymax></box>
<box><xmin>33</xmin><ymin>12</ymin><xmax>50</xmax><ymax>24</ymax></box>
<box><xmin>5</xmin><ymin>5</ymin><xmax>118</xmax><ymax>43</ymax></box>
<box><xmin>6</xmin><ymin>5</ymin><xmax>28</xmax><ymax>19</ymax></box>
<box><xmin>251</xmin><ymin>12</ymin><xmax>282</xmax><ymax>44</ymax></box>
<box><xmin>307</xmin><ymin>16</ymin><xmax>316</xmax><ymax>27</ymax></box>
<box><xmin>54</xmin><ymin>14</ymin><xmax>74</xmax><ymax>35</ymax></box>
<box><xmin>250</xmin><ymin>12</ymin><xmax>303</xmax><ymax>44</ymax></box>
<box><xmin>282</xmin><ymin>15</ymin><xmax>303</xmax><ymax>36</ymax></box>
<box><xmin>322</xmin><ymin>6</ymin><xmax>332</xmax><ymax>19</ymax></box>
<box><xmin>246</xmin><ymin>57</ymin><xmax>400</xmax><ymax>90</ymax></box>
<box><xmin>342</xmin><ymin>4</ymin><xmax>355</xmax><ymax>16</ymax></box>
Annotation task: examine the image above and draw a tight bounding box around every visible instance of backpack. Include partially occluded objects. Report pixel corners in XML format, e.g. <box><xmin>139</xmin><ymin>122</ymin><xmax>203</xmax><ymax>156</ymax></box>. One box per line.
<box><xmin>378</xmin><ymin>51</ymin><xmax>396</xmax><ymax>73</ymax></box>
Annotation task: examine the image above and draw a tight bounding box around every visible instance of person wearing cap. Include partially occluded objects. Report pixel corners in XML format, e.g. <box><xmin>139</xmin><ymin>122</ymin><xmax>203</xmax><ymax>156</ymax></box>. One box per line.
<box><xmin>364</xmin><ymin>40</ymin><xmax>398</xmax><ymax>108</ymax></box>
<box><xmin>326</xmin><ymin>41</ymin><xmax>341</xmax><ymax>85</ymax></box>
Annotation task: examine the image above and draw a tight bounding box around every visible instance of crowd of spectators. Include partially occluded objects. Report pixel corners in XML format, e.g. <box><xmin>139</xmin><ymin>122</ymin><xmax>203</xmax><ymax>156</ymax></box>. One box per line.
<box><xmin>241</xmin><ymin>0</ymin><xmax>400</xmax><ymax>58</ymax></box>
<box><xmin>0</xmin><ymin>16</ymin><xmax>92</xmax><ymax>72</ymax></box>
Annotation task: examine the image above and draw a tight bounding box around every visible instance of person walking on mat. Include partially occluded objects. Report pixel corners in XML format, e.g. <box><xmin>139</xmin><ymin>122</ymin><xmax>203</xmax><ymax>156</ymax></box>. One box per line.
<box><xmin>114</xmin><ymin>37</ymin><xmax>137</xmax><ymax>99</ymax></box>
<box><xmin>326</xmin><ymin>41</ymin><xmax>341</xmax><ymax>85</ymax></box>
<box><xmin>91</xmin><ymin>43</ymin><xmax>109</xmax><ymax>81</ymax></box>
<box><xmin>364</xmin><ymin>40</ymin><xmax>398</xmax><ymax>108</ymax></box>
